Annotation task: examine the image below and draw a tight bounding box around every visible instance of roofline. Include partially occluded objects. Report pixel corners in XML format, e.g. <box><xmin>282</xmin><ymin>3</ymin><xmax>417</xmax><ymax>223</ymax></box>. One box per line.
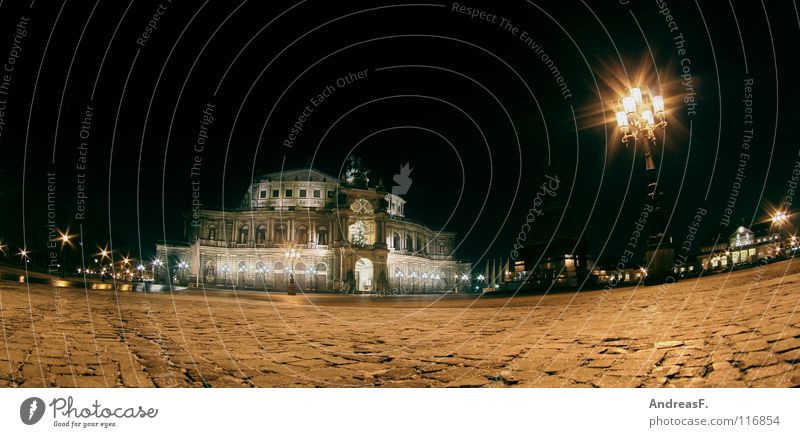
<box><xmin>257</xmin><ymin>167</ymin><xmax>338</xmax><ymax>182</ymax></box>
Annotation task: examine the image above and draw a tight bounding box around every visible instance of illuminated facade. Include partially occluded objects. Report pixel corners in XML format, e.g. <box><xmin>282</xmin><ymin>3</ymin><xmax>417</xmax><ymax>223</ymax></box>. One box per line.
<box><xmin>155</xmin><ymin>167</ymin><xmax>470</xmax><ymax>293</ymax></box>
<box><xmin>698</xmin><ymin>224</ymin><xmax>789</xmax><ymax>271</ymax></box>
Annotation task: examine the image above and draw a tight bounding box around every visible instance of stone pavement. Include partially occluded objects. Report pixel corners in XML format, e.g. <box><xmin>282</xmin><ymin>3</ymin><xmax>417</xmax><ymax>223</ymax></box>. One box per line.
<box><xmin>0</xmin><ymin>260</ymin><xmax>799</xmax><ymax>388</ymax></box>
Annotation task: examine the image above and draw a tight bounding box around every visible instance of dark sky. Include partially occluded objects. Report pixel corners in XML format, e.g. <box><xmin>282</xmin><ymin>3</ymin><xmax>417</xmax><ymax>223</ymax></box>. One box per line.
<box><xmin>0</xmin><ymin>0</ymin><xmax>797</xmax><ymax>270</ymax></box>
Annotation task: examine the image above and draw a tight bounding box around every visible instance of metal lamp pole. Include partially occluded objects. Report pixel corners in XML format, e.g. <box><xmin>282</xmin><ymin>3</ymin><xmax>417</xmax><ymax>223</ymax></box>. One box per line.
<box><xmin>615</xmin><ymin>87</ymin><xmax>673</xmax><ymax>284</ymax></box>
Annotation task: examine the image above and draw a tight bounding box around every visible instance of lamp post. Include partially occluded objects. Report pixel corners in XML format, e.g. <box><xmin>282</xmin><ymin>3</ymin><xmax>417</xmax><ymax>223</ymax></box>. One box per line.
<box><xmin>17</xmin><ymin>248</ymin><xmax>29</xmax><ymax>266</ymax></box>
<box><xmin>221</xmin><ymin>264</ymin><xmax>230</xmax><ymax>286</ymax></box>
<box><xmin>178</xmin><ymin>261</ymin><xmax>189</xmax><ymax>284</ymax></box>
<box><xmin>57</xmin><ymin>230</ymin><xmax>74</xmax><ymax>278</ymax></box>
<box><xmin>284</xmin><ymin>249</ymin><xmax>299</xmax><ymax>294</ymax></box>
<box><xmin>307</xmin><ymin>266</ymin><xmax>316</xmax><ymax>291</ymax></box>
<box><xmin>614</xmin><ymin>86</ymin><xmax>673</xmax><ymax>284</ymax></box>
<box><xmin>771</xmin><ymin>211</ymin><xmax>788</xmax><ymax>258</ymax></box>
<box><xmin>152</xmin><ymin>258</ymin><xmax>163</xmax><ymax>283</ymax></box>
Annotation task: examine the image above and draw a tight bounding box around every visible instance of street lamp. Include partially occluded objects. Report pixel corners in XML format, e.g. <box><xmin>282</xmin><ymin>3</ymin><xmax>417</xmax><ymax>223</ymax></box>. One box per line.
<box><xmin>615</xmin><ymin>86</ymin><xmax>666</xmax><ymax>201</ymax></box>
<box><xmin>56</xmin><ymin>230</ymin><xmax>76</xmax><ymax>277</ymax></box>
<box><xmin>17</xmin><ymin>248</ymin><xmax>29</xmax><ymax>265</ymax></box>
<box><xmin>771</xmin><ymin>211</ymin><xmax>788</xmax><ymax>227</ymax></box>
<box><xmin>221</xmin><ymin>264</ymin><xmax>230</xmax><ymax>285</ymax></box>
<box><xmin>770</xmin><ymin>210</ymin><xmax>789</xmax><ymax>257</ymax></box>
<box><xmin>284</xmin><ymin>249</ymin><xmax>301</xmax><ymax>294</ymax></box>
<box><xmin>614</xmin><ymin>85</ymin><xmax>672</xmax><ymax>284</ymax></box>
<box><xmin>307</xmin><ymin>266</ymin><xmax>316</xmax><ymax>290</ymax></box>
<box><xmin>152</xmin><ymin>258</ymin><xmax>163</xmax><ymax>283</ymax></box>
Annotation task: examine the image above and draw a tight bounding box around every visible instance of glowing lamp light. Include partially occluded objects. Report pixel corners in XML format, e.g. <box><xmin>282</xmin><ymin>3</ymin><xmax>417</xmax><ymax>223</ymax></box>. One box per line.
<box><xmin>652</xmin><ymin>95</ymin><xmax>665</xmax><ymax>113</ymax></box>
<box><xmin>630</xmin><ymin>87</ymin><xmax>643</xmax><ymax>103</ymax></box>
<box><xmin>772</xmin><ymin>211</ymin><xmax>788</xmax><ymax>224</ymax></box>
<box><xmin>641</xmin><ymin>110</ymin><xmax>655</xmax><ymax>126</ymax></box>
<box><xmin>615</xmin><ymin>111</ymin><xmax>629</xmax><ymax>128</ymax></box>
<box><xmin>621</xmin><ymin>96</ymin><xmax>636</xmax><ymax>114</ymax></box>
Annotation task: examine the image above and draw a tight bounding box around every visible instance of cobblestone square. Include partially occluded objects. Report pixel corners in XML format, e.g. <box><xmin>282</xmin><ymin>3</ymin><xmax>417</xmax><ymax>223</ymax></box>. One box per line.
<box><xmin>1</xmin><ymin>260</ymin><xmax>799</xmax><ymax>388</ymax></box>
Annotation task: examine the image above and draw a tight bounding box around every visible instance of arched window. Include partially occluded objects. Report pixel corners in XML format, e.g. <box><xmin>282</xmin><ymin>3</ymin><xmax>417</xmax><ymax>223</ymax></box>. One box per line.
<box><xmin>274</xmin><ymin>224</ymin><xmax>287</xmax><ymax>243</ymax></box>
<box><xmin>393</xmin><ymin>232</ymin><xmax>401</xmax><ymax>249</ymax></box>
<box><xmin>317</xmin><ymin>226</ymin><xmax>328</xmax><ymax>245</ymax></box>
<box><xmin>274</xmin><ymin>261</ymin><xmax>285</xmax><ymax>271</ymax></box>
<box><xmin>296</xmin><ymin>225</ymin><xmax>308</xmax><ymax>244</ymax></box>
<box><xmin>207</xmin><ymin>225</ymin><xmax>216</xmax><ymax>240</ymax></box>
<box><xmin>256</xmin><ymin>225</ymin><xmax>267</xmax><ymax>244</ymax></box>
<box><xmin>238</xmin><ymin>225</ymin><xmax>249</xmax><ymax>244</ymax></box>
<box><xmin>315</xmin><ymin>263</ymin><xmax>327</xmax><ymax>273</ymax></box>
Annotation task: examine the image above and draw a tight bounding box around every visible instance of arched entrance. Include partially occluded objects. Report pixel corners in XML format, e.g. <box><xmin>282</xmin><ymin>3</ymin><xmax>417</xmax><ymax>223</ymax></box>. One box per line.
<box><xmin>274</xmin><ymin>261</ymin><xmax>285</xmax><ymax>289</ymax></box>
<box><xmin>354</xmin><ymin>258</ymin><xmax>374</xmax><ymax>292</ymax></box>
<box><xmin>315</xmin><ymin>263</ymin><xmax>327</xmax><ymax>290</ymax></box>
<box><xmin>294</xmin><ymin>262</ymin><xmax>306</xmax><ymax>291</ymax></box>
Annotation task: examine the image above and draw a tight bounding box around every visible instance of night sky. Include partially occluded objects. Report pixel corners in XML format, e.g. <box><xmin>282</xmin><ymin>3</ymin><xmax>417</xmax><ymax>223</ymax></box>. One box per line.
<box><xmin>0</xmin><ymin>0</ymin><xmax>798</xmax><ymax>270</ymax></box>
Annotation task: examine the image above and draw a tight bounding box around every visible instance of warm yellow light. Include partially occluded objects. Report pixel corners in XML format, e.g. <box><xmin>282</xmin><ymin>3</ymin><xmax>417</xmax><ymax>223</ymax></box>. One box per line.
<box><xmin>652</xmin><ymin>95</ymin><xmax>665</xmax><ymax>113</ymax></box>
<box><xmin>630</xmin><ymin>87</ymin><xmax>643</xmax><ymax>103</ymax></box>
<box><xmin>622</xmin><ymin>96</ymin><xmax>636</xmax><ymax>114</ymax></box>
<box><xmin>641</xmin><ymin>110</ymin><xmax>655</xmax><ymax>126</ymax></box>
<box><xmin>772</xmin><ymin>211</ymin><xmax>788</xmax><ymax>224</ymax></box>
<box><xmin>615</xmin><ymin>111</ymin><xmax>629</xmax><ymax>128</ymax></box>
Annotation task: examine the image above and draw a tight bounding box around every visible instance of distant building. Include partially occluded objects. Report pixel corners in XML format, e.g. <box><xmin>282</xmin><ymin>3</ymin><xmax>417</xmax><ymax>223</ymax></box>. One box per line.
<box><xmin>491</xmin><ymin>208</ymin><xmax>798</xmax><ymax>291</ymax></box>
<box><xmin>155</xmin><ymin>163</ymin><xmax>470</xmax><ymax>293</ymax></box>
<box><xmin>489</xmin><ymin>201</ymin><xmax>595</xmax><ymax>291</ymax></box>
<box><xmin>698</xmin><ymin>222</ymin><xmax>793</xmax><ymax>272</ymax></box>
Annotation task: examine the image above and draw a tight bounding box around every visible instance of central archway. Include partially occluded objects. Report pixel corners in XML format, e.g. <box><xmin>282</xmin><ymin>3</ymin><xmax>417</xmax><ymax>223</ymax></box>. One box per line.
<box><xmin>354</xmin><ymin>258</ymin><xmax>374</xmax><ymax>292</ymax></box>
